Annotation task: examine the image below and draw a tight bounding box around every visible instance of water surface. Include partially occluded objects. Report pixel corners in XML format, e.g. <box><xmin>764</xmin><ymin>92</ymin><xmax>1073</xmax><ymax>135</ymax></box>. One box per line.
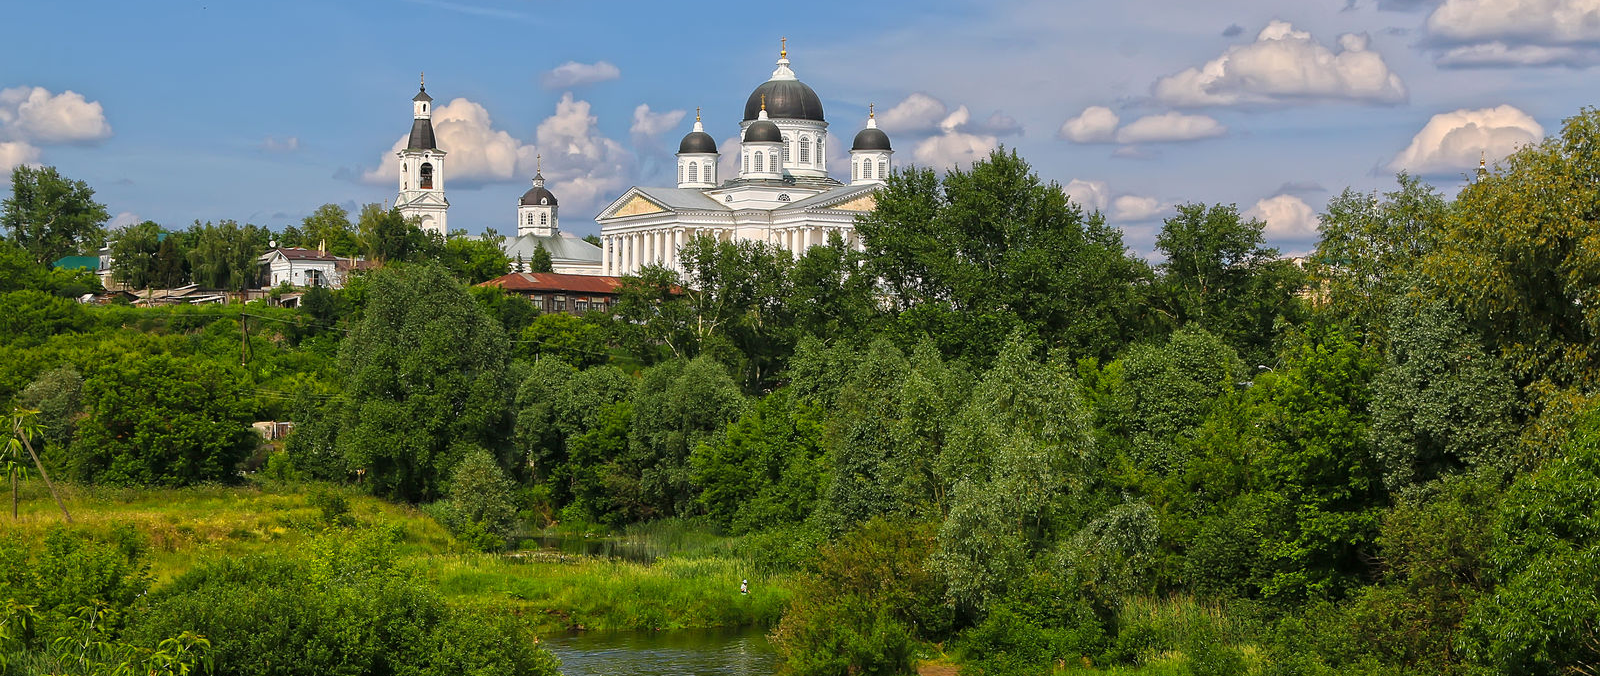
<box><xmin>542</xmin><ymin>627</ymin><xmax>778</xmax><ymax>676</ymax></box>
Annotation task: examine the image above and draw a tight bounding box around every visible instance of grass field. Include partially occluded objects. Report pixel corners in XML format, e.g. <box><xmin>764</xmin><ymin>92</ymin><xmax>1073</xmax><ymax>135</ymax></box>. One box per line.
<box><xmin>1</xmin><ymin>480</ymin><xmax>789</xmax><ymax>636</ymax></box>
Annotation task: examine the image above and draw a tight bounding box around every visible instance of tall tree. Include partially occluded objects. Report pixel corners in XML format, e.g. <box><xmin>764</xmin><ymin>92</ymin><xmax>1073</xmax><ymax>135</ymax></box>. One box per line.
<box><xmin>336</xmin><ymin>264</ymin><xmax>512</xmax><ymax>502</ymax></box>
<box><xmin>1425</xmin><ymin>107</ymin><xmax>1600</xmax><ymax>390</ymax></box>
<box><xmin>441</xmin><ymin>230</ymin><xmax>510</xmax><ymax>284</ymax></box>
<box><xmin>109</xmin><ymin>220</ymin><xmax>162</xmax><ymax>290</ymax></box>
<box><xmin>529</xmin><ymin>242</ymin><xmax>553</xmax><ymax>273</ymax></box>
<box><xmin>298</xmin><ymin>203</ymin><xmax>360</xmax><ymax>257</ymax></box>
<box><xmin>1310</xmin><ymin>174</ymin><xmax>1447</xmax><ymax>336</ymax></box>
<box><xmin>1</xmin><ymin>165</ymin><xmax>109</xmax><ymax>265</ymax></box>
<box><xmin>856</xmin><ymin>147</ymin><xmax>1150</xmax><ymax>363</ymax></box>
<box><xmin>358</xmin><ymin>203</ymin><xmax>439</xmax><ymax>264</ymax></box>
<box><xmin>1154</xmin><ymin>203</ymin><xmax>1303</xmax><ymax>364</ymax></box>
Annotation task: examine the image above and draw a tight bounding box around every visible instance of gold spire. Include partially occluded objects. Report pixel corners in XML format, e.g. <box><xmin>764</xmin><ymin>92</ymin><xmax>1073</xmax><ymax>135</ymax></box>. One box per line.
<box><xmin>780</xmin><ymin>37</ymin><xmax>787</xmax><ymax>59</ymax></box>
<box><xmin>760</xmin><ymin>94</ymin><xmax>766</xmax><ymax>111</ymax></box>
<box><xmin>696</xmin><ymin>107</ymin><xmax>702</xmax><ymax>122</ymax></box>
<box><xmin>869</xmin><ymin>103</ymin><xmax>875</xmax><ymax>119</ymax></box>
<box><xmin>536</xmin><ymin>153</ymin><xmax>542</xmax><ymax>172</ymax></box>
<box><xmin>1479</xmin><ymin>150</ymin><xmax>1486</xmax><ymax>168</ymax></box>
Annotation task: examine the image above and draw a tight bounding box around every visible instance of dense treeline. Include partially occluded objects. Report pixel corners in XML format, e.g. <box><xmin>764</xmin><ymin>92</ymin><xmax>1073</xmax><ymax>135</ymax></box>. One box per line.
<box><xmin>7</xmin><ymin>108</ymin><xmax>1600</xmax><ymax>675</ymax></box>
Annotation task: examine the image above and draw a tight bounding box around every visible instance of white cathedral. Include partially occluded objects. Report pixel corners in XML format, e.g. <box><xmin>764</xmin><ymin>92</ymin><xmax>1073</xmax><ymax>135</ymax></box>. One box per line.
<box><xmin>392</xmin><ymin>42</ymin><xmax>893</xmax><ymax>278</ymax></box>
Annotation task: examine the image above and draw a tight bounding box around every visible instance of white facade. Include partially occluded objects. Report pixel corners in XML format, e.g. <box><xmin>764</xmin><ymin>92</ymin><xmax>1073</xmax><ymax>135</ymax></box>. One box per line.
<box><xmin>394</xmin><ymin>78</ymin><xmax>449</xmax><ymax>236</ymax></box>
<box><xmin>597</xmin><ymin>44</ymin><xmax>892</xmax><ymax>277</ymax></box>
<box><xmin>259</xmin><ymin>249</ymin><xmax>347</xmax><ymax>289</ymax></box>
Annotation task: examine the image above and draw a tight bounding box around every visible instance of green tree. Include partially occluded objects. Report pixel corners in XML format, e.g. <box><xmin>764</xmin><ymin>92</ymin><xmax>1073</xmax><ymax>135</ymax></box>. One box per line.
<box><xmin>675</xmin><ymin>233</ymin><xmax>796</xmax><ymax>388</ymax></box>
<box><xmin>2</xmin><ymin>165</ymin><xmax>109</xmax><ymax>265</ymax></box>
<box><xmin>1310</xmin><ymin>175</ymin><xmax>1447</xmax><ymax>336</ymax></box>
<box><xmin>185</xmin><ymin>220</ymin><xmax>269</xmax><ymax>292</ymax></box>
<box><xmin>439</xmin><ymin>446</ymin><xmax>519</xmax><ymax>550</ymax></box>
<box><xmin>1369</xmin><ymin>297</ymin><xmax>1518</xmax><ymax>491</ymax></box>
<box><xmin>1462</xmin><ymin>412</ymin><xmax>1600</xmax><ymax>674</ymax></box>
<box><xmin>857</xmin><ymin>148</ymin><xmax>1151</xmax><ymax>363</ymax></box>
<box><xmin>1154</xmin><ymin>203</ymin><xmax>1303</xmax><ymax>364</ymax></box>
<box><xmin>1115</xmin><ymin>326</ymin><xmax>1244</xmax><ymax>474</ymax></box>
<box><xmin>627</xmin><ymin>357</ymin><xmax>746</xmax><ymax>518</ymax></box>
<box><xmin>0</xmin><ymin>289</ymin><xmax>94</xmax><ymax>346</ymax></box>
<box><xmin>298</xmin><ymin>203</ymin><xmax>360</xmax><ymax>257</ymax></box>
<box><xmin>1425</xmin><ymin>107</ymin><xmax>1600</xmax><ymax>390</ymax></box>
<box><xmin>690</xmin><ymin>388</ymin><xmax>827</xmax><ymax>534</ymax></box>
<box><xmin>519</xmin><ymin>313</ymin><xmax>608</xmax><ymax>368</ymax></box>
<box><xmin>359</xmin><ymin>203</ymin><xmax>439</xmax><ymax>264</ymax></box>
<box><xmin>109</xmin><ymin>220</ymin><xmax>162</xmax><ymax>290</ymax></box>
<box><xmin>442</xmin><ymin>230</ymin><xmax>510</xmax><ymax>284</ymax></box>
<box><xmin>336</xmin><ymin>264</ymin><xmax>513</xmax><ymax>502</ymax></box>
<box><xmin>529</xmin><ymin>242</ymin><xmax>553</xmax><ymax>273</ymax></box>
<box><xmin>18</xmin><ymin>364</ymin><xmax>83</xmax><ymax>453</ymax></box>
<box><xmin>70</xmin><ymin>353</ymin><xmax>257</xmax><ymax>486</ymax></box>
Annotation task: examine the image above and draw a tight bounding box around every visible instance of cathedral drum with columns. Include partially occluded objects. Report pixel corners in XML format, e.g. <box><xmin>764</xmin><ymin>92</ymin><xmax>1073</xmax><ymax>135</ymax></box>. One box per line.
<box><xmin>595</xmin><ymin>41</ymin><xmax>893</xmax><ymax>276</ymax></box>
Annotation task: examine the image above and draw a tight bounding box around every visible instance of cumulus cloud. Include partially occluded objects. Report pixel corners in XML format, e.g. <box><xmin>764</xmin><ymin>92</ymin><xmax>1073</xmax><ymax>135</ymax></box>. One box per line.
<box><xmin>260</xmin><ymin>135</ymin><xmax>300</xmax><ymax>152</ymax></box>
<box><xmin>540</xmin><ymin>61</ymin><xmax>622</xmax><ymax>89</ymax></box>
<box><xmin>878</xmin><ymin>92</ymin><xmax>948</xmax><ymax>133</ymax></box>
<box><xmin>109</xmin><ymin>212</ymin><xmax>142</xmax><ymax>229</ymax></box>
<box><xmin>1423</xmin><ymin>0</ymin><xmax>1600</xmax><ymax>66</ymax></box>
<box><xmin>534</xmin><ymin>94</ymin><xmax>633</xmax><ymax>209</ymax></box>
<box><xmin>1152</xmin><ymin>21</ymin><xmax>1407</xmax><ymax>107</ymax></box>
<box><xmin>1388</xmin><ymin>105</ymin><xmax>1544</xmax><ymax>175</ymax></box>
<box><xmin>912</xmin><ymin>105</ymin><xmax>1000</xmax><ymax>169</ymax></box>
<box><xmin>1059</xmin><ymin>106</ymin><xmax>1119</xmax><ymax>143</ymax></box>
<box><xmin>1062</xmin><ymin>179</ymin><xmax>1110</xmax><ymax>212</ymax></box>
<box><xmin>629</xmin><ymin>104</ymin><xmax>686</xmax><ymax>139</ymax></box>
<box><xmin>1115</xmin><ymin>112</ymin><xmax>1228</xmax><ymax>144</ymax></box>
<box><xmin>0</xmin><ymin>141</ymin><xmax>40</xmax><ymax>174</ymax></box>
<box><xmin>1245</xmin><ymin>194</ymin><xmax>1321</xmax><ymax>240</ymax></box>
<box><xmin>363</xmin><ymin>97</ymin><xmax>538</xmax><ymax>186</ymax></box>
<box><xmin>0</xmin><ymin>86</ymin><xmax>111</xmax><ymax>144</ymax></box>
<box><xmin>1112</xmin><ymin>195</ymin><xmax>1168</xmax><ymax>222</ymax></box>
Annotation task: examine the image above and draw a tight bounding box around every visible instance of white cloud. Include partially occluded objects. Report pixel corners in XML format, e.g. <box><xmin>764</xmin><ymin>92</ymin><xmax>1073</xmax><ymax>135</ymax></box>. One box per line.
<box><xmin>629</xmin><ymin>104</ymin><xmax>686</xmax><ymax>139</ymax></box>
<box><xmin>109</xmin><ymin>212</ymin><xmax>142</xmax><ymax>229</ymax></box>
<box><xmin>1245</xmin><ymin>194</ymin><xmax>1321</xmax><ymax>239</ymax></box>
<box><xmin>1152</xmin><ymin>21</ymin><xmax>1408</xmax><ymax>107</ymax></box>
<box><xmin>0</xmin><ymin>141</ymin><xmax>40</xmax><ymax>174</ymax></box>
<box><xmin>364</xmin><ymin>97</ymin><xmax>538</xmax><ymax>186</ymax></box>
<box><xmin>0</xmin><ymin>86</ymin><xmax>111</xmax><ymax>144</ymax></box>
<box><xmin>878</xmin><ymin>92</ymin><xmax>948</xmax><ymax>133</ymax></box>
<box><xmin>717</xmin><ymin>135</ymin><xmax>741</xmax><ymax>185</ymax></box>
<box><xmin>534</xmin><ymin>93</ymin><xmax>632</xmax><ymax>210</ymax></box>
<box><xmin>1112</xmin><ymin>195</ymin><xmax>1168</xmax><ymax>222</ymax></box>
<box><xmin>1115</xmin><ymin>112</ymin><xmax>1227</xmax><ymax>144</ymax></box>
<box><xmin>1059</xmin><ymin>106</ymin><xmax>1119</xmax><ymax>143</ymax></box>
<box><xmin>1433</xmin><ymin>42</ymin><xmax>1600</xmax><ymax>67</ymax></box>
<box><xmin>1427</xmin><ymin>0</ymin><xmax>1600</xmax><ymax>45</ymax></box>
<box><xmin>1388</xmin><ymin>105</ymin><xmax>1544</xmax><ymax>175</ymax></box>
<box><xmin>1062</xmin><ymin>179</ymin><xmax>1110</xmax><ymax>212</ymax></box>
<box><xmin>911</xmin><ymin>105</ymin><xmax>999</xmax><ymax>169</ymax></box>
<box><xmin>260</xmin><ymin>135</ymin><xmax>300</xmax><ymax>152</ymax></box>
<box><xmin>540</xmin><ymin>61</ymin><xmax>622</xmax><ymax>89</ymax></box>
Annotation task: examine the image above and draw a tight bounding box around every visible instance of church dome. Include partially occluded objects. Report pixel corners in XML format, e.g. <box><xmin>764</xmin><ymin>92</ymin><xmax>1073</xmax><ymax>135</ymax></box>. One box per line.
<box><xmin>852</xmin><ymin>127</ymin><xmax>892</xmax><ymax>151</ymax></box>
<box><xmin>519</xmin><ymin>174</ymin><xmax>557</xmax><ymax>206</ymax></box>
<box><xmin>744</xmin><ymin>119</ymin><xmax>783</xmax><ymax>143</ymax></box>
<box><xmin>744</xmin><ymin>80</ymin><xmax>824</xmax><ymax>122</ymax></box>
<box><xmin>679</xmin><ymin>130</ymin><xmax>719</xmax><ymax>154</ymax></box>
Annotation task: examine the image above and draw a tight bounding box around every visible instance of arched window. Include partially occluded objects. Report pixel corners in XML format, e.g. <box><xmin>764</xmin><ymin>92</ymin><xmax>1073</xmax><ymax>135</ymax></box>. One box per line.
<box><xmin>878</xmin><ymin>160</ymin><xmax>887</xmax><ymax>178</ymax></box>
<box><xmin>402</xmin><ymin>164</ymin><xmax>408</xmax><ymax>189</ymax></box>
<box><xmin>862</xmin><ymin>160</ymin><xmax>872</xmax><ymax>180</ymax></box>
<box><xmin>816</xmin><ymin>138</ymin><xmax>823</xmax><ymax>163</ymax></box>
<box><xmin>799</xmin><ymin>136</ymin><xmax>811</xmax><ymax>164</ymax></box>
<box><xmin>755</xmin><ymin>152</ymin><xmax>765</xmax><ymax>173</ymax></box>
<box><xmin>420</xmin><ymin>163</ymin><xmax>434</xmax><ymax>189</ymax></box>
<box><xmin>743</xmin><ymin>152</ymin><xmax>749</xmax><ymax>174</ymax></box>
<box><xmin>688</xmin><ymin>163</ymin><xmax>699</xmax><ymax>184</ymax></box>
<box><xmin>781</xmin><ymin>136</ymin><xmax>791</xmax><ymax>164</ymax></box>
<box><xmin>526</xmin><ymin>212</ymin><xmax>535</xmax><ymax>226</ymax></box>
<box><xmin>678</xmin><ymin>163</ymin><xmax>684</xmax><ymax>184</ymax></box>
<box><xmin>541</xmin><ymin>213</ymin><xmax>548</xmax><ymax>225</ymax></box>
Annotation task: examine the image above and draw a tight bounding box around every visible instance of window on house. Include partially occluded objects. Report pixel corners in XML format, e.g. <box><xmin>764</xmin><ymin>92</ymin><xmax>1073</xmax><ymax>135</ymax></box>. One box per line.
<box><xmin>555</xmin><ymin>297</ymin><xmax>566</xmax><ymax>312</ymax></box>
<box><xmin>420</xmin><ymin>163</ymin><xmax>434</xmax><ymax>189</ymax></box>
<box><xmin>863</xmin><ymin>161</ymin><xmax>872</xmax><ymax>179</ymax></box>
<box><xmin>688</xmin><ymin>163</ymin><xmax>698</xmax><ymax>184</ymax></box>
<box><xmin>678</xmin><ymin>163</ymin><xmax>684</xmax><ymax>184</ymax></box>
<box><xmin>799</xmin><ymin>136</ymin><xmax>810</xmax><ymax>164</ymax></box>
<box><xmin>782</xmin><ymin>136</ymin><xmax>791</xmax><ymax>164</ymax></box>
<box><xmin>576</xmin><ymin>300</ymin><xmax>589</xmax><ymax>313</ymax></box>
<box><xmin>755</xmin><ymin>152</ymin><xmax>765</xmax><ymax>173</ymax></box>
<box><xmin>743</xmin><ymin>153</ymin><xmax>749</xmax><ymax>174</ymax></box>
<box><xmin>879</xmin><ymin>160</ymin><xmax>887</xmax><ymax>178</ymax></box>
<box><xmin>541</xmin><ymin>213</ymin><xmax>548</xmax><ymax>225</ymax></box>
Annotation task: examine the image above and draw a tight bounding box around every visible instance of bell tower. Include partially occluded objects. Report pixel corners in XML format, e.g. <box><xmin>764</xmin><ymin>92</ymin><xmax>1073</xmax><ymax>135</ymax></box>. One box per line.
<box><xmin>395</xmin><ymin>73</ymin><xmax>449</xmax><ymax>236</ymax></box>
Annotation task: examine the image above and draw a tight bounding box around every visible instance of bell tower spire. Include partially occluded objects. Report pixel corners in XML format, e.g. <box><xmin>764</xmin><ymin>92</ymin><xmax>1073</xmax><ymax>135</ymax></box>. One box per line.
<box><xmin>396</xmin><ymin>75</ymin><xmax>448</xmax><ymax>236</ymax></box>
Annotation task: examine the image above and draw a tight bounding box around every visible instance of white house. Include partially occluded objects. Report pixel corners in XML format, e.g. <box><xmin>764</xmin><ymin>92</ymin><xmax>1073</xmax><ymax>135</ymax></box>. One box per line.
<box><xmin>258</xmin><ymin>247</ymin><xmax>362</xmax><ymax>289</ymax></box>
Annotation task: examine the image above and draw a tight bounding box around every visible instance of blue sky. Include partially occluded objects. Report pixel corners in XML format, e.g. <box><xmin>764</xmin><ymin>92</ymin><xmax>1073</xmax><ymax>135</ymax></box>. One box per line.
<box><xmin>6</xmin><ymin>0</ymin><xmax>1596</xmax><ymax>256</ymax></box>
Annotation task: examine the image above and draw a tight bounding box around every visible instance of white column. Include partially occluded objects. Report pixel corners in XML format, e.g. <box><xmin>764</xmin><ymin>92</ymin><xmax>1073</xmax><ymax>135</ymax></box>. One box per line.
<box><xmin>803</xmin><ymin>227</ymin><xmax>812</xmax><ymax>251</ymax></box>
<box><xmin>626</xmin><ymin>233</ymin><xmax>636</xmax><ymax>274</ymax></box>
<box><xmin>602</xmin><ymin>236</ymin><xmax>612</xmax><ymax>275</ymax></box>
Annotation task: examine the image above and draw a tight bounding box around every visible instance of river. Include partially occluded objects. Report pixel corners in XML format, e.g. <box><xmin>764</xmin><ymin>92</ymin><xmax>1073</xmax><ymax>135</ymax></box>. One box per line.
<box><xmin>541</xmin><ymin>626</ymin><xmax>779</xmax><ymax>676</ymax></box>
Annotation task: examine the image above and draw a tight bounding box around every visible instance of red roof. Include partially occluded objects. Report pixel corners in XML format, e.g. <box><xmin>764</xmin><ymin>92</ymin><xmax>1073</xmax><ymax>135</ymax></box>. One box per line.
<box><xmin>479</xmin><ymin>272</ymin><xmax>624</xmax><ymax>295</ymax></box>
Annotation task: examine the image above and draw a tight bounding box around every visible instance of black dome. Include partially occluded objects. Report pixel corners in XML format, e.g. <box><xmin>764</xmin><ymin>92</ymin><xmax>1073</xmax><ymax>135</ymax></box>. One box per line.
<box><xmin>744</xmin><ymin>119</ymin><xmax>783</xmax><ymax>143</ymax></box>
<box><xmin>744</xmin><ymin>80</ymin><xmax>824</xmax><ymax>122</ymax></box>
<box><xmin>679</xmin><ymin>130</ymin><xmax>718</xmax><ymax>154</ymax></box>
<box><xmin>520</xmin><ymin>177</ymin><xmax>557</xmax><ymax>206</ymax></box>
<box><xmin>852</xmin><ymin>127</ymin><xmax>892</xmax><ymax>151</ymax></box>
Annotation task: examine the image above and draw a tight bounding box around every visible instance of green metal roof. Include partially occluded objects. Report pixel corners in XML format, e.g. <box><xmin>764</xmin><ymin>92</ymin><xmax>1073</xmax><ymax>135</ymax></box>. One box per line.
<box><xmin>51</xmin><ymin>255</ymin><xmax>99</xmax><ymax>271</ymax></box>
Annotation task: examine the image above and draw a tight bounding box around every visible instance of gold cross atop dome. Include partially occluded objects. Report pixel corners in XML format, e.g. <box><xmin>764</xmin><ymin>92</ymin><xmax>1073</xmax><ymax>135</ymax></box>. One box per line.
<box><xmin>869</xmin><ymin>103</ymin><xmax>875</xmax><ymax>118</ymax></box>
<box><xmin>696</xmin><ymin>107</ymin><xmax>702</xmax><ymax>122</ymax></box>
<box><xmin>420</xmin><ymin>71</ymin><xmax>425</xmax><ymax>89</ymax></box>
<box><xmin>760</xmin><ymin>94</ymin><xmax>766</xmax><ymax>111</ymax></box>
<box><xmin>536</xmin><ymin>153</ymin><xmax>542</xmax><ymax>172</ymax></box>
<box><xmin>781</xmin><ymin>37</ymin><xmax>787</xmax><ymax>59</ymax></box>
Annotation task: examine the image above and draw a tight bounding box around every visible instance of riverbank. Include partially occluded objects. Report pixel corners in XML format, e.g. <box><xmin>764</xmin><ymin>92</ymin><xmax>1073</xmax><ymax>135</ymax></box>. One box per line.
<box><xmin>1</xmin><ymin>481</ymin><xmax>789</xmax><ymax>636</ymax></box>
